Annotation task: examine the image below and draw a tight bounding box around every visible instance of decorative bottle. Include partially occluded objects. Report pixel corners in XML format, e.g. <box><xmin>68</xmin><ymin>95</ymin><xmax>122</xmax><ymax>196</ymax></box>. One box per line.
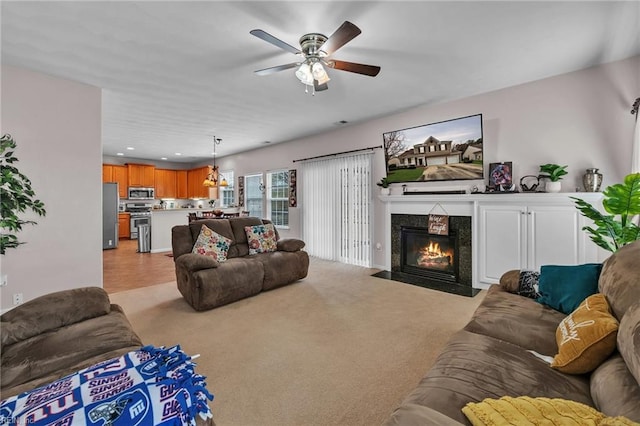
<box><xmin>582</xmin><ymin>168</ymin><xmax>603</xmax><ymax>192</ymax></box>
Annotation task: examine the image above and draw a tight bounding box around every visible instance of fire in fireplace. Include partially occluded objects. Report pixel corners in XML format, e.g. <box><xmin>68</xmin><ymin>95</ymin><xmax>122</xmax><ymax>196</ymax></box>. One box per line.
<box><xmin>401</xmin><ymin>226</ymin><xmax>459</xmax><ymax>283</ymax></box>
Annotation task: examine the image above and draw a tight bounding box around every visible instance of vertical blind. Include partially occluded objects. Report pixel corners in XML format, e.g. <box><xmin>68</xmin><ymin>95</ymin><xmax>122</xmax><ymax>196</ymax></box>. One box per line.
<box><xmin>301</xmin><ymin>151</ymin><xmax>373</xmax><ymax>267</ymax></box>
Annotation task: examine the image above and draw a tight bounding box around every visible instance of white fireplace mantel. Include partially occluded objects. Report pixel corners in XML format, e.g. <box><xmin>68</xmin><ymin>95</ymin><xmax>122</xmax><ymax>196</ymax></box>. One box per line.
<box><xmin>379</xmin><ymin>192</ymin><xmax>605</xmax><ymax>289</ymax></box>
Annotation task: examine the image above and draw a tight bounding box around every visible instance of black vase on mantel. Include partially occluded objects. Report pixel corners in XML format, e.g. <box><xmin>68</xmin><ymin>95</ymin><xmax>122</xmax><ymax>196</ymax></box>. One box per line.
<box><xmin>583</xmin><ymin>168</ymin><xmax>603</xmax><ymax>192</ymax></box>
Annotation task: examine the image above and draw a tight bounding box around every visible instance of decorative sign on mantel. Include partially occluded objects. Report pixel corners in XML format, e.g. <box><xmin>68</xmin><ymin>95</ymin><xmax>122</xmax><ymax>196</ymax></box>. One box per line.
<box><xmin>427</xmin><ymin>202</ymin><xmax>450</xmax><ymax>235</ymax></box>
<box><xmin>428</xmin><ymin>214</ymin><xmax>449</xmax><ymax>235</ymax></box>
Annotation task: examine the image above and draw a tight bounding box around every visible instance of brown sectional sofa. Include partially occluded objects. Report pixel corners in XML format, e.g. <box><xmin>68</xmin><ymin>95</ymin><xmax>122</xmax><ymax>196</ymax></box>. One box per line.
<box><xmin>385</xmin><ymin>240</ymin><xmax>640</xmax><ymax>425</ymax></box>
<box><xmin>0</xmin><ymin>287</ymin><xmax>143</xmax><ymax>399</ymax></box>
<box><xmin>172</xmin><ymin>217</ymin><xmax>309</xmax><ymax>311</ymax></box>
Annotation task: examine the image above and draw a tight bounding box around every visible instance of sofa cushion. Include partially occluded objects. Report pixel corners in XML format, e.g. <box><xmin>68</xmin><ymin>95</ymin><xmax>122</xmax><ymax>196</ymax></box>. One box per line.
<box><xmin>537</xmin><ymin>263</ymin><xmax>602</xmax><ymax>314</ymax></box>
<box><xmin>229</xmin><ymin>217</ymin><xmax>268</xmax><ymax>257</ymax></box>
<box><xmin>245</xmin><ymin>223</ymin><xmax>278</xmax><ymax>255</ymax></box>
<box><xmin>398</xmin><ymin>330</ymin><xmax>593</xmax><ymax>424</ymax></box>
<box><xmin>1</xmin><ymin>287</ymin><xmax>111</xmax><ymax>347</ymax></box>
<box><xmin>590</xmin><ymin>353</ymin><xmax>640</xmax><ymax>421</ymax></box>
<box><xmin>462</xmin><ymin>396</ymin><xmax>634</xmax><ymax>426</ymax></box>
<box><xmin>192</xmin><ymin>224</ymin><xmax>233</xmax><ymax>262</ymax></box>
<box><xmin>1</xmin><ymin>307</ymin><xmax>142</xmax><ymax>390</ymax></box>
<box><xmin>618</xmin><ymin>301</ymin><xmax>640</xmax><ymax>387</ymax></box>
<box><xmin>464</xmin><ymin>285</ymin><xmax>565</xmax><ymax>356</ymax></box>
<box><xmin>254</xmin><ymin>250</ymin><xmax>309</xmax><ymax>291</ymax></box>
<box><xmin>551</xmin><ymin>293</ymin><xmax>618</xmax><ymax>374</ymax></box>
<box><xmin>598</xmin><ymin>241</ymin><xmax>640</xmax><ymax>322</ymax></box>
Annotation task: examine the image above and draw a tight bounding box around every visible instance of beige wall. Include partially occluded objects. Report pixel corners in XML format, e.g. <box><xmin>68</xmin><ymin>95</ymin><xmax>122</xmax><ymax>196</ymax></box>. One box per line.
<box><xmin>214</xmin><ymin>55</ymin><xmax>640</xmax><ymax>268</ymax></box>
<box><xmin>1</xmin><ymin>65</ymin><xmax>103</xmax><ymax>311</ymax></box>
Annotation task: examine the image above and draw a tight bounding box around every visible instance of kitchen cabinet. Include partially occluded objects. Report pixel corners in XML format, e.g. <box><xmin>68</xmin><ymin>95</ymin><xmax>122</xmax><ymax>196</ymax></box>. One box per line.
<box><xmin>476</xmin><ymin>201</ymin><xmax>597</xmax><ymax>286</ymax></box>
<box><xmin>127</xmin><ymin>164</ymin><xmax>155</xmax><ymax>187</ymax></box>
<box><xmin>155</xmin><ymin>169</ymin><xmax>177</xmax><ymax>199</ymax></box>
<box><xmin>118</xmin><ymin>213</ymin><xmax>130</xmax><ymax>239</ymax></box>
<box><xmin>176</xmin><ymin>170</ymin><xmax>188</xmax><ymax>199</ymax></box>
<box><xmin>103</xmin><ymin>164</ymin><xmax>128</xmax><ymax>198</ymax></box>
<box><xmin>187</xmin><ymin>166</ymin><xmax>211</xmax><ymax>199</ymax></box>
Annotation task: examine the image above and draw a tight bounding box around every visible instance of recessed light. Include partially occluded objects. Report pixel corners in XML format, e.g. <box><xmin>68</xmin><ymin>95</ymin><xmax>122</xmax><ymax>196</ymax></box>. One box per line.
<box><xmin>116</xmin><ymin>152</ymin><xmax>124</xmax><ymax>156</ymax></box>
<box><xmin>175</xmin><ymin>153</ymin><xmax>182</xmax><ymax>156</ymax></box>
<box><xmin>161</xmin><ymin>157</ymin><xmax>168</xmax><ymax>160</ymax></box>
<box><xmin>334</xmin><ymin>120</ymin><xmax>349</xmax><ymax>125</ymax></box>
<box><xmin>126</xmin><ymin>147</ymin><xmax>135</xmax><ymax>150</ymax></box>
<box><xmin>263</xmin><ymin>141</ymin><xmax>271</xmax><ymax>144</ymax></box>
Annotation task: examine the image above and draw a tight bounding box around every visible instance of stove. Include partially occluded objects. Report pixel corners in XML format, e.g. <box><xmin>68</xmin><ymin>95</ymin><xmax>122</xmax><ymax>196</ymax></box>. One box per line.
<box><xmin>126</xmin><ymin>203</ymin><xmax>152</xmax><ymax>239</ymax></box>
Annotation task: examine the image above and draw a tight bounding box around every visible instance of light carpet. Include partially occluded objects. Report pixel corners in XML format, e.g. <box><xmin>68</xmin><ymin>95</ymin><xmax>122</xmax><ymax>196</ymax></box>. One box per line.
<box><xmin>110</xmin><ymin>258</ymin><xmax>485</xmax><ymax>426</ymax></box>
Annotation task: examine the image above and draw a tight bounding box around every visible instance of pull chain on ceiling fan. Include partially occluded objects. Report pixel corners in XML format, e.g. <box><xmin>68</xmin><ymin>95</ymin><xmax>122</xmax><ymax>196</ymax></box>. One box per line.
<box><xmin>250</xmin><ymin>21</ymin><xmax>381</xmax><ymax>94</ymax></box>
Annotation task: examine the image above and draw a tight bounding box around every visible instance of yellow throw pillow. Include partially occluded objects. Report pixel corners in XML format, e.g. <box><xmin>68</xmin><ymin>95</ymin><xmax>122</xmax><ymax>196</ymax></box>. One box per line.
<box><xmin>551</xmin><ymin>293</ymin><xmax>619</xmax><ymax>374</ymax></box>
<box><xmin>462</xmin><ymin>396</ymin><xmax>638</xmax><ymax>426</ymax></box>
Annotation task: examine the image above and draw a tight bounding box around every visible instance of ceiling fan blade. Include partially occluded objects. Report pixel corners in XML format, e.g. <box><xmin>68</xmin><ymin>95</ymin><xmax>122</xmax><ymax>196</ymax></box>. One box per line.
<box><xmin>254</xmin><ymin>62</ymin><xmax>299</xmax><ymax>76</ymax></box>
<box><xmin>329</xmin><ymin>60</ymin><xmax>381</xmax><ymax>77</ymax></box>
<box><xmin>314</xmin><ymin>80</ymin><xmax>329</xmax><ymax>92</ymax></box>
<box><xmin>320</xmin><ymin>21</ymin><xmax>361</xmax><ymax>56</ymax></box>
<box><xmin>250</xmin><ymin>29</ymin><xmax>301</xmax><ymax>55</ymax></box>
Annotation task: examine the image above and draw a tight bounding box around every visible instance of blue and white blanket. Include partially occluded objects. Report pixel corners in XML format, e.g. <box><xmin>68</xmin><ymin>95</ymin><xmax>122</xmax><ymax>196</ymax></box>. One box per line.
<box><xmin>1</xmin><ymin>345</ymin><xmax>213</xmax><ymax>426</ymax></box>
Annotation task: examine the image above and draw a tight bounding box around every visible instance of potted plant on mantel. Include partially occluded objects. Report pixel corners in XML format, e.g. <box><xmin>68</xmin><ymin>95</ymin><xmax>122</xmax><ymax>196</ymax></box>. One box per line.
<box><xmin>377</xmin><ymin>177</ymin><xmax>390</xmax><ymax>195</ymax></box>
<box><xmin>571</xmin><ymin>172</ymin><xmax>640</xmax><ymax>253</ymax></box>
<box><xmin>0</xmin><ymin>134</ymin><xmax>46</xmax><ymax>254</ymax></box>
<box><xmin>539</xmin><ymin>164</ymin><xmax>568</xmax><ymax>193</ymax></box>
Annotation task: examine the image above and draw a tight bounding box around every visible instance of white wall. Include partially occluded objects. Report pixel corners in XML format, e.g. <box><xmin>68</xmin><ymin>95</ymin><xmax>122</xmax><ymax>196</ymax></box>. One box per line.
<box><xmin>1</xmin><ymin>65</ymin><xmax>102</xmax><ymax>311</ymax></box>
<box><xmin>214</xmin><ymin>55</ymin><xmax>640</xmax><ymax>268</ymax></box>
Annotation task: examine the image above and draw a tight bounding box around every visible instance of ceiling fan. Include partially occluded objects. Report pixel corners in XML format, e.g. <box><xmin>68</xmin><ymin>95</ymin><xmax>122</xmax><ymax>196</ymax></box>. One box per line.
<box><xmin>250</xmin><ymin>21</ymin><xmax>381</xmax><ymax>93</ymax></box>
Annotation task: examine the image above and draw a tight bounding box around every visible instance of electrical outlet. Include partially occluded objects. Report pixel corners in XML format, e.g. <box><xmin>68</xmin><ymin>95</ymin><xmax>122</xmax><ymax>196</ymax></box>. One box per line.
<box><xmin>0</xmin><ymin>275</ymin><xmax>7</xmax><ymax>287</ymax></box>
<box><xmin>13</xmin><ymin>293</ymin><xmax>23</xmax><ymax>306</ymax></box>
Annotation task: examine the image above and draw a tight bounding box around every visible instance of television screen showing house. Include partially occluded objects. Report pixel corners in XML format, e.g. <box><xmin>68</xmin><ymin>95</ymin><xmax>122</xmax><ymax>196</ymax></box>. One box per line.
<box><xmin>382</xmin><ymin>114</ymin><xmax>483</xmax><ymax>183</ymax></box>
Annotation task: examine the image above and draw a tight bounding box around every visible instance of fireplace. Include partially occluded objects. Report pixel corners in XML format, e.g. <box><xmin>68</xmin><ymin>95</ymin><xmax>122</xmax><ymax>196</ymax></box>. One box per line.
<box><xmin>371</xmin><ymin>214</ymin><xmax>478</xmax><ymax>296</ymax></box>
<box><xmin>401</xmin><ymin>227</ymin><xmax>459</xmax><ymax>283</ymax></box>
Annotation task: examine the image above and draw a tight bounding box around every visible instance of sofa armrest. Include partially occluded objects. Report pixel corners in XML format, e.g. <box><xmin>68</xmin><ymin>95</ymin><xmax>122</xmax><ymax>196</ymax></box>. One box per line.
<box><xmin>277</xmin><ymin>238</ymin><xmax>306</xmax><ymax>252</ymax></box>
<box><xmin>384</xmin><ymin>404</ymin><xmax>465</xmax><ymax>426</ymax></box>
<box><xmin>1</xmin><ymin>287</ymin><xmax>111</xmax><ymax>347</ymax></box>
<box><xmin>176</xmin><ymin>253</ymin><xmax>220</xmax><ymax>271</ymax></box>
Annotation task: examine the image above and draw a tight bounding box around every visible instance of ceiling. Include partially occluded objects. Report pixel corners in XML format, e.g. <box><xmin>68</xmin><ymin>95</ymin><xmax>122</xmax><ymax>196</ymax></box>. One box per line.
<box><xmin>2</xmin><ymin>1</ymin><xmax>639</xmax><ymax>163</ymax></box>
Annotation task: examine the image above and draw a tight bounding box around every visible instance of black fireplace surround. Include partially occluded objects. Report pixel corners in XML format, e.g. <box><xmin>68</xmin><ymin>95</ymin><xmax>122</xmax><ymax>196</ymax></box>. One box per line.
<box><xmin>372</xmin><ymin>214</ymin><xmax>478</xmax><ymax>297</ymax></box>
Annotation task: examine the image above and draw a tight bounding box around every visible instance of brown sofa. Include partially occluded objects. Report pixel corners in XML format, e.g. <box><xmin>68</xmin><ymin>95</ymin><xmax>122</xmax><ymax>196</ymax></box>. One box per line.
<box><xmin>172</xmin><ymin>217</ymin><xmax>309</xmax><ymax>311</ymax></box>
<box><xmin>0</xmin><ymin>287</ymin><xmax>143</xmax><ymax>399</ymax></box>
<box><xmin>385</xmin><ymin>241</ymin><xmax>640</xmax><ymax>425</ymax></box>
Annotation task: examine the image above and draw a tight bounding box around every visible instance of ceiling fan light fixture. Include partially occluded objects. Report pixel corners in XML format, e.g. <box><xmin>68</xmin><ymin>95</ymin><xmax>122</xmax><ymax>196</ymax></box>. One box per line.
<box><xmin>312</xmin><ymin>62</ymin><xmax>330</xmax><ymax>85</ymax></box>
<box><xmin>295</xmin><ymin>63</ymin><xmax>313</xmax><ymax>85</ymax></box>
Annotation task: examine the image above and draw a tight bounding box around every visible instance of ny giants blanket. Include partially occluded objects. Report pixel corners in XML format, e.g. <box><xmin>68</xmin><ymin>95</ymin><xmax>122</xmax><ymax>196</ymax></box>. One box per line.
<box><xmin>1</xmin><ymin>345</ymin><xmax>213</xmax><ymax>426</ymax></box>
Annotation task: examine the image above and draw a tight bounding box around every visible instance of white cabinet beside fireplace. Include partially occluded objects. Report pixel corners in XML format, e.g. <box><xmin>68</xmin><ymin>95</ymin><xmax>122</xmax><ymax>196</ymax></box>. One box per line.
<box><xmin>476</xmin><ymin>195</ymin><xmax>603</xmax><ymax>286</ymax></box>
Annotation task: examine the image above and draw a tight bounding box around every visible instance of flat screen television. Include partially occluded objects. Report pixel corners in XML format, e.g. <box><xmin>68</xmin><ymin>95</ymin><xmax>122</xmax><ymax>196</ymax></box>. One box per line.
<box><xmin>382</xmin><ymin>113</ymin><xmax>483</xmax><ymax>184</ymax></box>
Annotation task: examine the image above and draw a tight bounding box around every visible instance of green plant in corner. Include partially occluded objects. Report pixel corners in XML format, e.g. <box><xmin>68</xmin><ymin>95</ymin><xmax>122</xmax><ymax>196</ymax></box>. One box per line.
<box><xmin>539</xmin><ymin>164</ymin><xmax>568</xmax><ymax>182</ymax></box>
<box><xmin>1</xmin><ymin>134</ymin><xmax>46</xmax><ymax>255</ymax></box>
<box><xmin>571</xmin><ymin>173</ymin><xmax>640</xmax><ymax>253</ymax></box>
<box><xmin>376</xmin><ymin>177</ymin><xmax>390</xmax><ymax>188</ymax></box>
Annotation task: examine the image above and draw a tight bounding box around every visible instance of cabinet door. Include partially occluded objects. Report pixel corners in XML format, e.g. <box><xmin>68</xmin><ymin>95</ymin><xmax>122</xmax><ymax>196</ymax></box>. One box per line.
<box><xmin>102</xmin><ymin>165</ymin><xmax>113</xmax><ymax>182</ymax></box>
<box><xmin>142</xmin><ymin>165</ymin><xmax>155</xmax><ymax>187</ymax></box>
<box><xmin>527</xmin><ymin>205</ymin><xmax>582</xmax><ymax>269</ymax></box>
<box><xmin>176</xmin><ymin>171</ymin><xmax>188</xmax><ymax>199</ymax></box>
<box><xmin>128</xmin><ymin>164</ymin><xmax>155</xmax><ymax>187</ymax></box>
<box><xmin>477</xmin><ymin>204</ymin><xmax>527</xmax><ymax>285</ymax></box>
<box><xmin>187</xmin><ymin>167</ymin><xmax>211</xmax><ymax>199</ymax></box>
<box><xmin>154</xmin><ymin>169</ymin><xmax>166</xmax><ymax>198</ymax></box>
<box><xmin>164</xmin><ymin>169</ymin><xmax>177</xmax><ymax>198</ymax></box>
<box><xmin>128</xmin><ymin>164</ymin><xmax>142</xmax><ymax>187</ymax></box>
<box><xmin>118</xmin><ymin>213</ymin><xmax>130</xmax><ymax>239</ymax></box>
<box><xmin>112</xmin><ymin>166</ymin><xmax>128</xmax><ymax>198</ymax></box>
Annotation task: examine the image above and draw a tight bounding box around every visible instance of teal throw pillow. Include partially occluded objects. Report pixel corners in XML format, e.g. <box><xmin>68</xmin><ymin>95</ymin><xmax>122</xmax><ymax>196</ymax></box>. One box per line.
<box><xmin>536</xmin><ymin>263</ymin><xmax>602</xmax><ymax>315</ymax></box>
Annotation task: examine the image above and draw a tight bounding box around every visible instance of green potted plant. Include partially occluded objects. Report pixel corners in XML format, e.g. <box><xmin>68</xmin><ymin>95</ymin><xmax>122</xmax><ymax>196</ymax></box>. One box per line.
<box><xmin>571</xmin><ymin>172</ymin><xmax>640</xmax><ymax>252</ymax></box>
<box><xmin>377</xmin><ymin>177</ymin><xmax>390</xmax><ymax>195</ymax></box>
<box><xmin>539</xmin><ymin>164</ymin><xmax>568</xmax><ymax>193</ymax></box>
<box><xmin>1</xmin><ymin>134</ymin><xmax>46</xmax><ymax>254</ymax></box>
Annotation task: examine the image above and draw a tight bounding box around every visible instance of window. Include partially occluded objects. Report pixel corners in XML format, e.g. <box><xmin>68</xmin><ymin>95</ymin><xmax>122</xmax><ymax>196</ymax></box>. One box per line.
<box><xmin>267</xmin><ymin>170</ymin><xmax>289</xmax><ymax>227</ymax></box>
<box><xmin>245</xmin><ymin>174</ymin><xmax>263</xmax><ymax>218</ymax></box>
<box><xmin>219</xmin><ymin>170</ymin><xmax>234</xmax><ymax>207</ymax></box>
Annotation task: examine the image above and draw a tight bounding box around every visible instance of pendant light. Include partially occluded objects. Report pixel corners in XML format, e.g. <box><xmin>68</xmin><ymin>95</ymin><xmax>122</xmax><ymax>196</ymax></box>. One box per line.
<box><xmin>203</xmin><ymin>137</ymin><xmax>223</xmax><ymax>201</ymax></box>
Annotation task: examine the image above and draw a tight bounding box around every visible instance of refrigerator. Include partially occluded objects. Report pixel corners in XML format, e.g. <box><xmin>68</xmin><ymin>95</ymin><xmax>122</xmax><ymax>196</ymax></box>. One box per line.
<box><xmin>103</xmin><ymin>182</ymin><xmax>119</xmax><ymax>249</ymax></box>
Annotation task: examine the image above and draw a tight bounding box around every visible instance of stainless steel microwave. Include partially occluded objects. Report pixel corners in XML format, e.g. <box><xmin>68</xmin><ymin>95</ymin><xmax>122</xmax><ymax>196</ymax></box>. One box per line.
<box><xmin>128</xmin><ymin>187</ymin><xmax>155</xmax><ymax>200</ymax></box>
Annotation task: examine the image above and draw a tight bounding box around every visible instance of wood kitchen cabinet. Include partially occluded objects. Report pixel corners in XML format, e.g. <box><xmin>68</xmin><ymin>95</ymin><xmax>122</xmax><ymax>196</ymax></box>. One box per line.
<box><xmin>187</xmin><ymin>166</ymin><xmax>212</xmax><ymax>199</ymax></box>
<box><xmin>155</xmin><ymin>169</ymin><xmax>177</xmax><ymax>199</ymax></box>
<box><xmin>103</xmin><ymin>164</ymin><xmax>128</xmax><ymax>198</ymax></box>
<box><xmin>176</xmin><ymin>170</ymin><xmax>188</xmax><ymax>199</ymax></box>
<box><xmin>127</xmin><ymin>164</ymin><xmax>155</xmax><ymax>187</ymax></box>
<box><xmin>118</xmin><ymin>213</ymin><xmax>130</xmax><ymax>239</ymax></box>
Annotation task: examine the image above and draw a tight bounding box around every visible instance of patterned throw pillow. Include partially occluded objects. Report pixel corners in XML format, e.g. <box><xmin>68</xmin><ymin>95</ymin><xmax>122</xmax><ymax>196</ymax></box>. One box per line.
<box><xmin>517</xmin><ymin>270</ymin><xmax>540</xmax><ymax>299</ymax></box>
<box><xmin>245</xmin><ymin>223</ymin><xmax>278</xmax><ymax>255</ymax></box>
<box><xmin>191</xmin><ymin>224</ymin><xmax>233</xmax><ymax>262</ymax></box>
<box><xmin>551</xmin><ymin>293</ymin><xmax>619</xmax><ymax>374</ymax></box>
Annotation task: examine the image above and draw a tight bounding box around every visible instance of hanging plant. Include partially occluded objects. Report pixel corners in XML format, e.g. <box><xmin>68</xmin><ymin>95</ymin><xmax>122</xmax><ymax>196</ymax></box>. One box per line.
<box><xmin>571</xmin><ymin>173</ymin><xmax>640</xmax><ymax>252</ymax></box>
<box><xmin>1</xmin><ymin>134</ymin><xmax>47</xmax><ymax>254</ymax></box>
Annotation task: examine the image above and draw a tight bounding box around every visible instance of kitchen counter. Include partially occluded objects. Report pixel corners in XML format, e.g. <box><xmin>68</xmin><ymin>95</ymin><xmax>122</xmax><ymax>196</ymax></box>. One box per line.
<box><xmin>150</xmin><ymin>208</ymin><xmax>240</xmax><ymax>253</ymax></box>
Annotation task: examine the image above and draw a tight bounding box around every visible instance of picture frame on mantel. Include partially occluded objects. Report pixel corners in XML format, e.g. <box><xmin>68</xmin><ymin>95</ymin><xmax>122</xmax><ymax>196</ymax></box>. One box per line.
<box><xmin>487</xmin><ymin>162</ymin><xmax>515</xmax><ymax>192</ymax></box>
